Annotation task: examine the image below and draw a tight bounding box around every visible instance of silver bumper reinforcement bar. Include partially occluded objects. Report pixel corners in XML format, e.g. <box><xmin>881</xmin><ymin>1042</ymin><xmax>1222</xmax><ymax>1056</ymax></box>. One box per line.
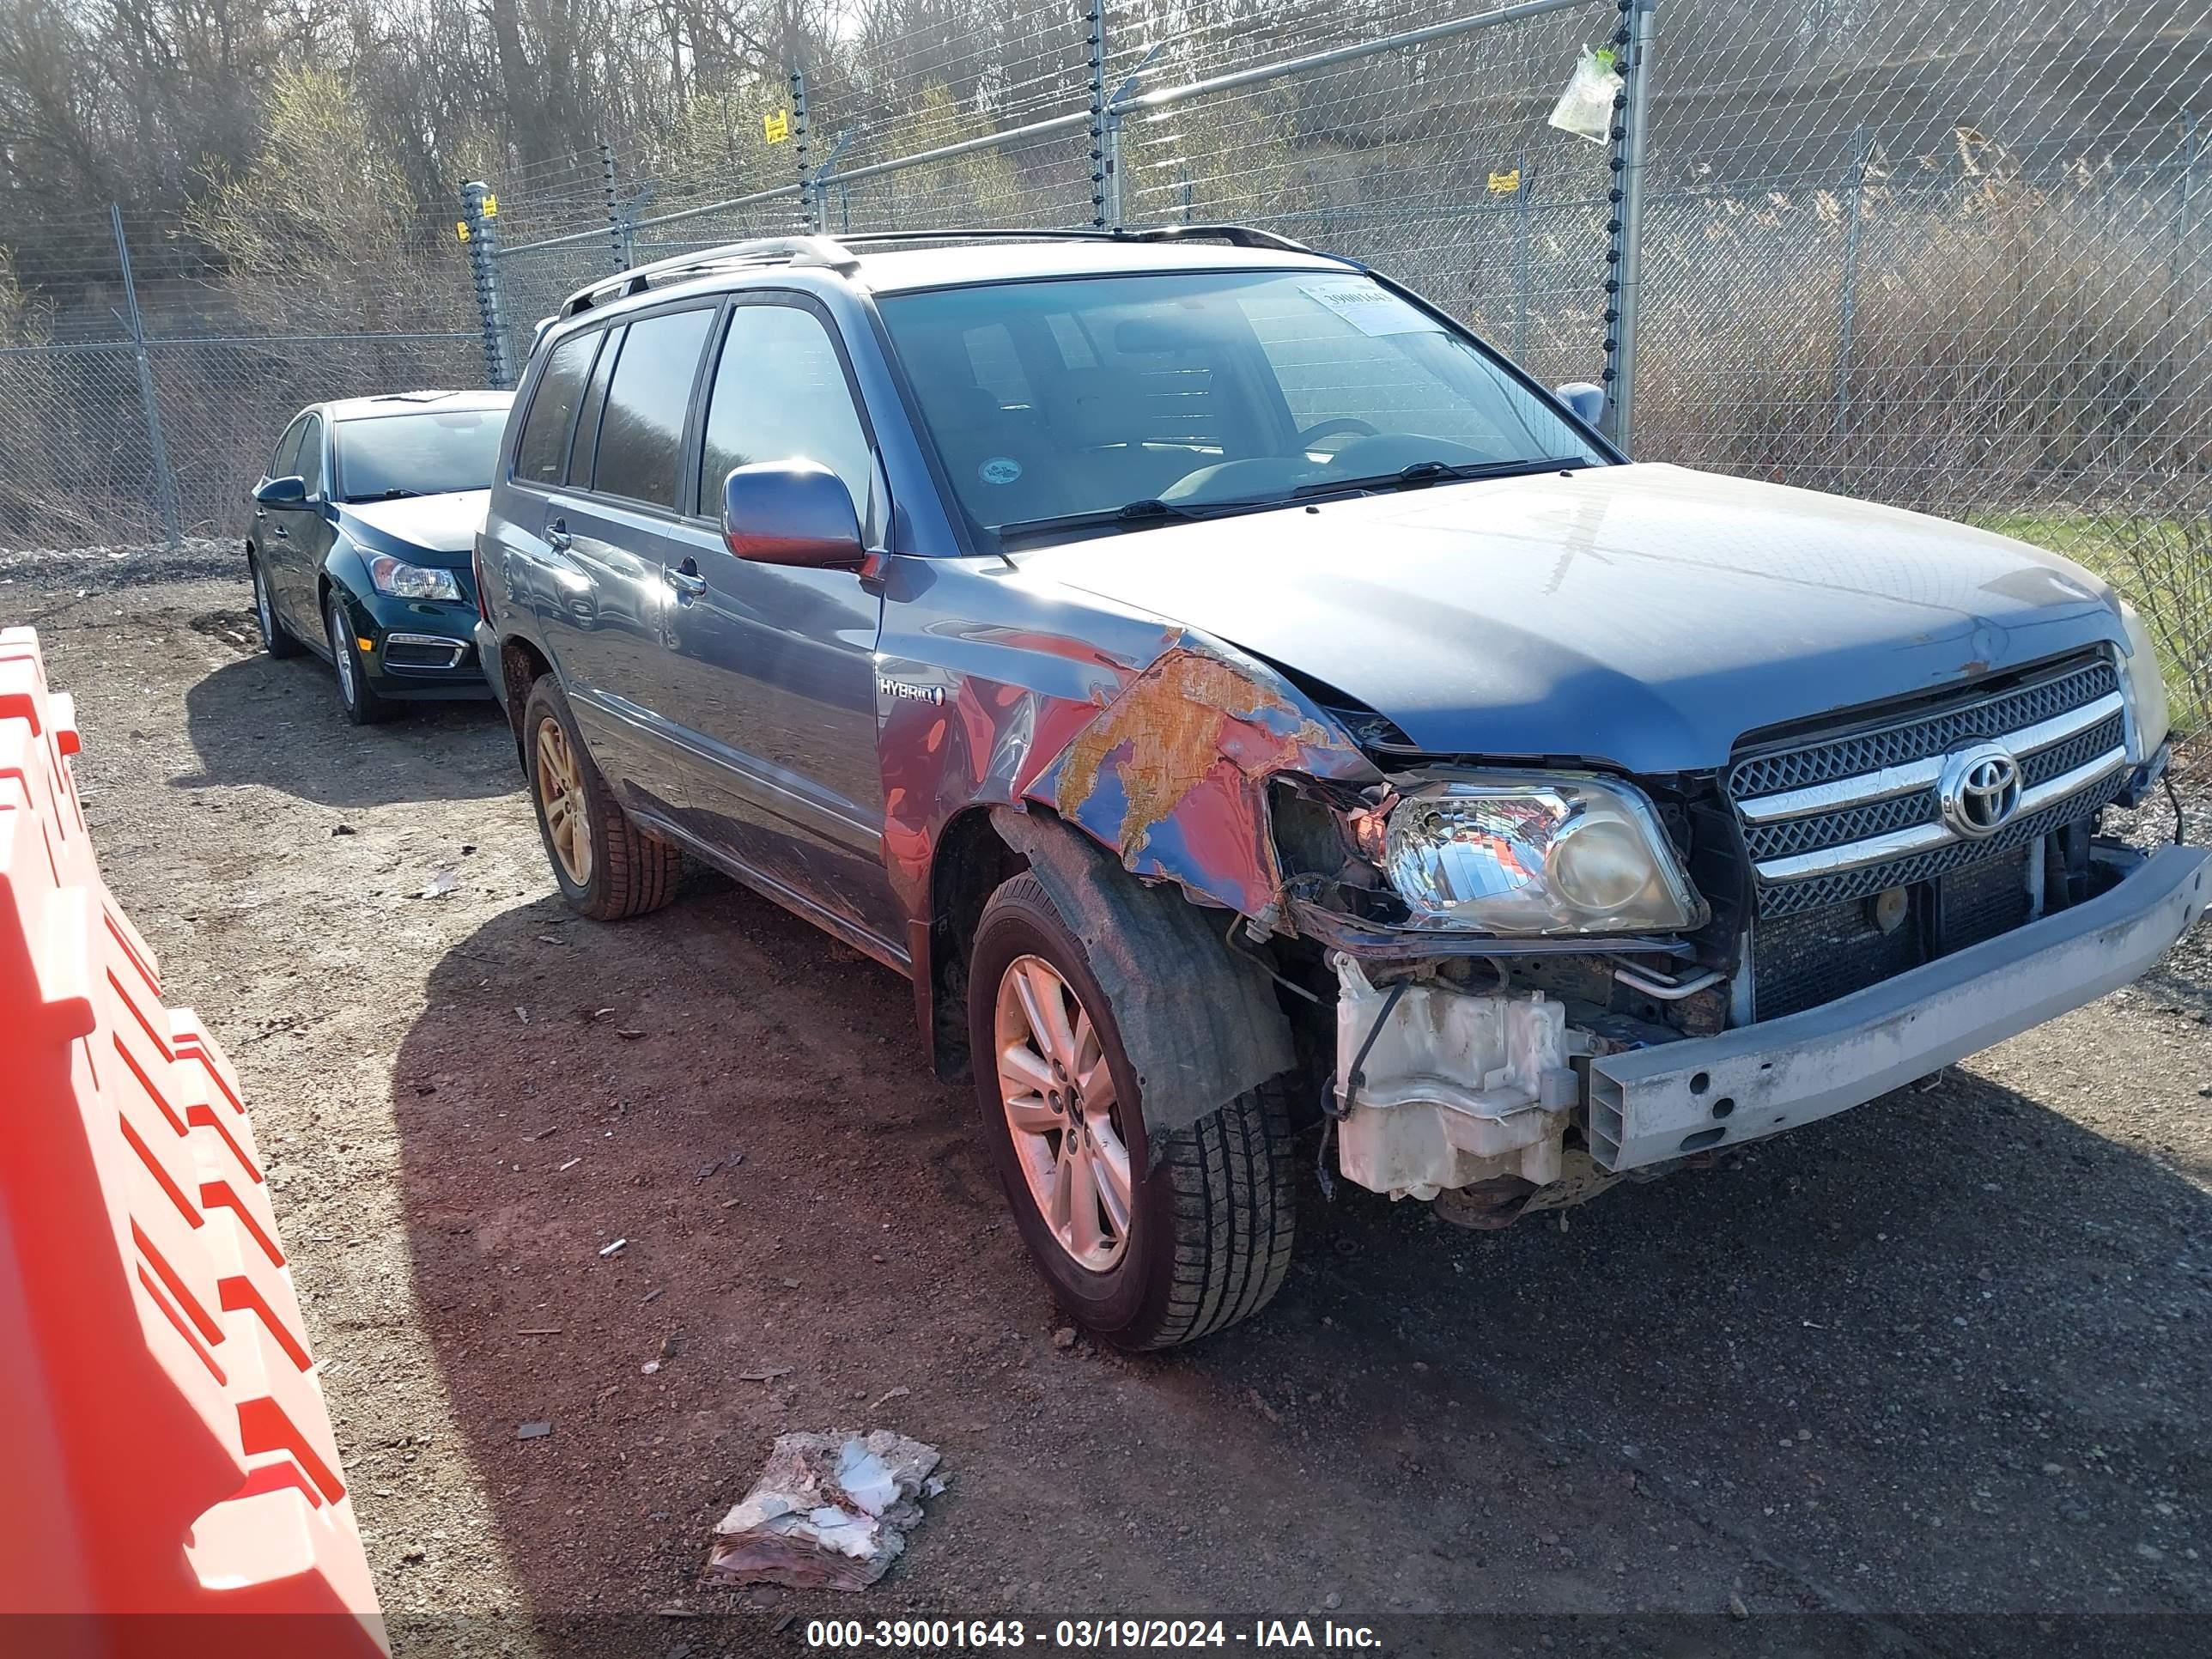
<box><xmin>1587</xmin><ymin>846</ymin><xmax>2210</xmax><ymax>1172</ymax></box>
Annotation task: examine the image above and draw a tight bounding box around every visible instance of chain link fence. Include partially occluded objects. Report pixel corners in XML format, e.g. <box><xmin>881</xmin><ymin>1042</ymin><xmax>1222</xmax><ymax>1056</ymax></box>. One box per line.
<box><xmin>2</xmin><ymin>0</ymin><xmax>2207</xmax><ymax>741</ymax></box>
<box><xmin>0</xmin><ymin>204</ymin><xmax>478</xmax><ymax>549</ymax></box>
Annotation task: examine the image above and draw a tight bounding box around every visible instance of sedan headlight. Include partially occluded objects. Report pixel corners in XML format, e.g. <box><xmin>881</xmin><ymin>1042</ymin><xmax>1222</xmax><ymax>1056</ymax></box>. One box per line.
<box><xmin>2117</xmin><ymin>599</ymin><xmax>2171</xmax><ymax>762</ymax></box>
<box><xmin>368</xmin><ymin>554</ymin><xmax>464</xmax><ymax>602</ymax></box>
<box><xmin>1382</xmin><ymin>775</ymin><xmax>1706</xmax><ymax>935</ymax></box>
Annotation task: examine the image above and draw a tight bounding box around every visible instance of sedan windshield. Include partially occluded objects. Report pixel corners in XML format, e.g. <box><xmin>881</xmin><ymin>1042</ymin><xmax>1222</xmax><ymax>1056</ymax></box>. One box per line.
<box><xmin>334</xmin><ymin>408</ymin><xmax>507</xmax><ymax>502</ymax></box>
<box><xmin>874</xmin><ymin>269</ymin><xmax>1605</xmax><ymax>546</ymax></box>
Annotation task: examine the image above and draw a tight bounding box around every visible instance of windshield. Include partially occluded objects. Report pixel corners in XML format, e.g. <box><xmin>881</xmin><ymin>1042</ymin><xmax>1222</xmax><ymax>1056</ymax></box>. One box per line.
<box><xmin>334</xmin><ymin>408</ymin><xmax>507</xmax><ymax>501</ymax></box>
<box><xmin>875</xmin><ymin>269</ymin><xmax>1604</xmax><ymax>546</ymax></box>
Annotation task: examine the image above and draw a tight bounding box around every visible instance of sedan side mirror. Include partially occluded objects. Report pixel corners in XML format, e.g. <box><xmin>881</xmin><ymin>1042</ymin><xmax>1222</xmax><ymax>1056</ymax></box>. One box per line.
<box><xmin>721</xmin><ymin>459</ymin><xmax>866</xmax><ymax>570</ymax></box>
<box><xmin>1553</xmin><ymin>382</ymin><xmax>1607</xmax><ymax>428</ymax></box>
<box><xmin>254</xmin><ymin>474</ymin><xmax>307</xmax><ymax>507</ymax></box>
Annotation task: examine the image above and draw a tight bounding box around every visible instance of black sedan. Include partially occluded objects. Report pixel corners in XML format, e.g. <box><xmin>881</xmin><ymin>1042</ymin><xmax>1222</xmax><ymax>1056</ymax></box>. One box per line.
<box><xmin>247</xmin><ymin>390</ymin><xmax>514</xmax><ymax>723</ymax></box>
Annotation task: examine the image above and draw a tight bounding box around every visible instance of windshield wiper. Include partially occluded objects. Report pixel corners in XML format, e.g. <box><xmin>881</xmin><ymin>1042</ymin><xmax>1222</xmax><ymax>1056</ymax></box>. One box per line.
<box><xmin>1292</xmin><ymin>456</ymin><xmax>1592</xmax><ymax>500</ymax></box>
<box><xmin>996</xmin><ymin>495</ymin><xmax>1267</xmax><ymax>544</ymax></box>
<box><xmin>349</xmin><ymin>488</ymin><xmax>425</xmax><ymax>502</ymax></box>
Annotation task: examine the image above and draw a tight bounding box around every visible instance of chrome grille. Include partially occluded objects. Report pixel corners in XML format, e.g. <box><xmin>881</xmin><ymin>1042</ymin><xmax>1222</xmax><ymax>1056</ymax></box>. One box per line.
<box><xmin>1729</xmin><ymin>654</ymin><xmax>2128</xmax><ymax>919</ymax></box>
<box><xmin>1729</xmin><ymin>659</ymin><xmax>2118</xmax><ymax>799</ymax></box>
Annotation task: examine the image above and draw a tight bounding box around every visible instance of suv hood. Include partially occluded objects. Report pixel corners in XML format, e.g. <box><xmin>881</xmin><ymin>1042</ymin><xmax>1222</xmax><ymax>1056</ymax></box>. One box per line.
<box><xmin>1019</xmin><ymin>464</ymin><xmax>2124</xmax><ymax>774</ymax></box>
<box><xmin>337</xmin><ymin>489</ymin><xmax>489</xmax><ymax>564</ymax></box>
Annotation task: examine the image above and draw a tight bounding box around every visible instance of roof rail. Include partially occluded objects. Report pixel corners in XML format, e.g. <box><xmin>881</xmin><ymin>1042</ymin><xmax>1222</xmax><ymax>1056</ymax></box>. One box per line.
<box><xmin>828</xmin><ymin>223</ymin><xmax>1352</xmax><ymax>262</ymax></box>
<box><xmin>558</xmin><ymin>235</ymin><xmax>861</xmax><ymax>318</ymax></box>
<box><xmin>555</xmin><ymin>222</ymin><xmax>1357</xmax><ymax>320</ymax></box>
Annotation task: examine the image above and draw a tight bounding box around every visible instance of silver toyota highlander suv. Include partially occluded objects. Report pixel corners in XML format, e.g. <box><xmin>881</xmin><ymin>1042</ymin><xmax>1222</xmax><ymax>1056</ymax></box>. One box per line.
<box><xmin>471</xmin><ymin>225</ymin><xmax>2203</xmax><ymax>1349</ymax></box>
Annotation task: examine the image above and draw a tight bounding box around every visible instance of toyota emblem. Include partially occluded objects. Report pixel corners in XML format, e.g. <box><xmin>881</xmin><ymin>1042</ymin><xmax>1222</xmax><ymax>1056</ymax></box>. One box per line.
<box><xmin>1937</xmin><ymin>742</ymin><xmax>2023</xmax><ymax>838</ymax></box>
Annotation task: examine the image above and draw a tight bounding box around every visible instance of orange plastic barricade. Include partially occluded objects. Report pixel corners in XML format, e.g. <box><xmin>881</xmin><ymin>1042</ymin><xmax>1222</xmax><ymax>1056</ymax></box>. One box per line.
<box><xmin>0</xmin><ymin>627</ymin><xmax>386</xmax><ymax>1656</ymax></box>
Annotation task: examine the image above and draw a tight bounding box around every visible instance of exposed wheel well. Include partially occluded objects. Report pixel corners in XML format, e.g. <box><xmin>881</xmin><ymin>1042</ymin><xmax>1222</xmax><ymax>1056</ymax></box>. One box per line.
<box><xmin>924</xmin><ymin>806</ymin><xmax>1027</xmax><ymax>1082</ymax></box>
<box><xmin>500</xmin><ymin>636</ymin><xmax>553</xmax><ymax>750</ymax></box>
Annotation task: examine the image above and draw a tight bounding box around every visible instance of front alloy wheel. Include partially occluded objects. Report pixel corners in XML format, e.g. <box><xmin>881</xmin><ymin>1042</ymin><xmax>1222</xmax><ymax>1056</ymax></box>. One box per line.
<box><xmin>968</xmin><ymin>872</ymin><xmax>1298</xmax><ymax>1350</ymax></box>
<box><xmin>994</xmin><ymin>955</ymin><xmax>1133</xmax><ymax>1272</ymax></box>
<box><xmin>326</xmin><ymin>593</ymin><xmax>392</xmax><ymax>724</ymax></box>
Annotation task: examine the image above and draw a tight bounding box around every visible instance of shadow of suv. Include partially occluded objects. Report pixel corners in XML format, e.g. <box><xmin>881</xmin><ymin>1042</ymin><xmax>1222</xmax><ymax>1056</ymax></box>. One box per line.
<box><xmin>474</xmin><ymin>226</ymin><xmax>2201</xmax><ymax>1350</ymax></box>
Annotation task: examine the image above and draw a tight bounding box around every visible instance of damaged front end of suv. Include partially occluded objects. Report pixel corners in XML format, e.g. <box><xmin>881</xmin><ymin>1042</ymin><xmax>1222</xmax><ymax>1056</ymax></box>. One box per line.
<box><xmin>1031</xmin><ymin>605</ymin><xmax>2200</xmax><ymax>1237</ymax></box>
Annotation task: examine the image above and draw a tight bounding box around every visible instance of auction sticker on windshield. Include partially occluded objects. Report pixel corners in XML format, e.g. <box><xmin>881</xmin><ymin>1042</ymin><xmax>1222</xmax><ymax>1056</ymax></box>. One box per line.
<box><xmin>1297</xmin><ymin>279</ymin><xmax>1435</xmax><ymax>337</ymax></box>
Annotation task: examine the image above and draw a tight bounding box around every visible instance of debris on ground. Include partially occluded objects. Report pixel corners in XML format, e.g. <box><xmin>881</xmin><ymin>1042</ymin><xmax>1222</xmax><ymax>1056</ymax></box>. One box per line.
<box><xmin>1051</xmin><ymin>1326</ymin><xmax>1077</xmax><ymax>1350</ymax></box>
<box><xmin>417</xmin><ymin>867</ymin><xmax>461</xmax><ymax>899</ymax></box>
<box><xmin>703</xmin><ymin>1431</ymin><xmax>943</xmax><ymax>1591</ymax></box>
<box><xmin>599</xmin><ymin>1238</ymin><xmax>629</xmax><ymax>1257</ymax></box>
<box><xmin>516</xmin><ymin>1421</ymin><xmax>552</xmax><ymax>1440</ymax></box>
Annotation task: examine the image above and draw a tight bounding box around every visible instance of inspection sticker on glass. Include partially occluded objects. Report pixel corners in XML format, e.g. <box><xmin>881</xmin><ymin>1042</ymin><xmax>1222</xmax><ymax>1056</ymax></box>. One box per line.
<box><xmin>1297</xmin><ymin>279</ymin><xmax>1437</xmax><ymax>337</ymax></box>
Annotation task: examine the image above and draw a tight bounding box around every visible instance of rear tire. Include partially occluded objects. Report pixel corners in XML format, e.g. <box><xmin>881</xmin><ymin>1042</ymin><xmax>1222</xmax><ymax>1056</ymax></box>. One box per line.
<box><xmin>522</xmin><ymin>673</ymin><xmax>682</xmax><ymax>921</ymax></box>
<box><xmin>326</xmin><ymin>591</ymin><xmax>395</xmax><ymax>725</ymax></box>
<box><xmin>251</xmin><ymin>555</ymin><xmax>303</xmax><ymax>658</ymax></box>
<box><xmin>968</xmin><ymin>872</ymin><xmax>1297</xmax><ymax>1350</ymax></box>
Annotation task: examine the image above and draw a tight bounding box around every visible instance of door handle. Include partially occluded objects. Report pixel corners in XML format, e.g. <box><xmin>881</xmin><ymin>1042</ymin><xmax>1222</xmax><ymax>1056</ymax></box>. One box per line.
<box><xmin>270</xmin><ymin>524</ymin><xmax>289</xmax><ymax>538</ymax></box>
<box><xmin>545</xmin><ymin>517</ymin><xmax>573</xmax><ymax>552</ymax></box>
<box><xmin>663</xmin><ymin>559</ymin><xmax>707</xmax><ymax>598</ymax></box>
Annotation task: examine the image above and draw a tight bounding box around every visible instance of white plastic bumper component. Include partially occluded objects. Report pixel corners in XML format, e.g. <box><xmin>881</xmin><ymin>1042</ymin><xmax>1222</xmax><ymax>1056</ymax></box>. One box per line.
<box><xmin>1331</xmin><ymin>957</ymin><xmax>1583</xmax><ymax>1200</ymax></box>
<box><xmin>1588</xmin><ymin>845</ymin><xmax>2211</xmax><ymax>1173</ymax></box>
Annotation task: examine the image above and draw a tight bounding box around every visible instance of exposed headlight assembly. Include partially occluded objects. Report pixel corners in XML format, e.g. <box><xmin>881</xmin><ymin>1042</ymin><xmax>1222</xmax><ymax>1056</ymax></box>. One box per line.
<box><xmin>2116</xmin><ymin>599</ymin><xmax>2171</xmax><ymax>763</ymax></box>
<box><xmin>368</xmin><ymin>554</ymin><xmax>464</xmax><ymax>602</ymax></box>
<box><xmin>1382</xmin><ymin>775</ymin><xmax>1706</xmax><ymax>935</ymax></box>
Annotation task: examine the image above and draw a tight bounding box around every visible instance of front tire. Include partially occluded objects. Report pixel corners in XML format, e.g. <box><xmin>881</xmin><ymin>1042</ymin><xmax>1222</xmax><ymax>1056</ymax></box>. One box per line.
<box><xmin>968</xmin><ymin>872</ymin><xmax>1297</xmax><ymax>1350</ymax></box>
<box><xmin>251</xmin><ymin>554</ymin><xmax>303</xmax><ymax>658</ymax></box>
<box><xmin>521</xmin><ymin>674</ymin><xmax>682</xmax><ymax>921</ymax></box>
<box><xmin>325</xmin><ymin>591</ymin><xmax>394</xmax><ymax>725</ymax></box>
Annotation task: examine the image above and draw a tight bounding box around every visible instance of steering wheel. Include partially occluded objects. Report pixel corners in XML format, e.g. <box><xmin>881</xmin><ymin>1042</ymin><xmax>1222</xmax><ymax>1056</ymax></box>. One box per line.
<box><xmin>1296</xmin><ymin>417</ymin><xmax>1381</xmax><ymax>450</ymax></box>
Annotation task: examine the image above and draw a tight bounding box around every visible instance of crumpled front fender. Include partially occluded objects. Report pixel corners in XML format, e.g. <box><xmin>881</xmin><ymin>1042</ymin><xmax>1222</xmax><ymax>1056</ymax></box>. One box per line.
<box><xmin>1025</xmin><ymin>636</ymin><xmax>1379</xmax><ymax>927</ymax></box>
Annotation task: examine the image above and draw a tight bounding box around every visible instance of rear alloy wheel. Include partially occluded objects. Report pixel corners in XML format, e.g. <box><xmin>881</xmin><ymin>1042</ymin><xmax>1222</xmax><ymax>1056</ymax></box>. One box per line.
<box><xmin>251</xmin><ymin>556</ymin><xmax>302</xmax><ymax>658</ymax></box>
<box><xmin>325</xmin><ymin>592</ymin><xmax>394</xmax><ymax>725</ymax></box>
<box><xmin>969</xmin><ymin>872</ymin><xmax>1297</xmax><ymax>1350</ymax></box>
<box><xmin>520</xmin><ymin>674</ymin><xmax>682</xmax><ymax>921</ymax></box>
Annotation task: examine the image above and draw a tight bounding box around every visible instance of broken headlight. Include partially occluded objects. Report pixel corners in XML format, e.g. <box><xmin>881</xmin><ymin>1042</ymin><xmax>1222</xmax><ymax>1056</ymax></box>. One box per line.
<box><xmin>1381</xmin><ymin>775</ymin><xmax>1705</xmax><ymax>935</ymax></box>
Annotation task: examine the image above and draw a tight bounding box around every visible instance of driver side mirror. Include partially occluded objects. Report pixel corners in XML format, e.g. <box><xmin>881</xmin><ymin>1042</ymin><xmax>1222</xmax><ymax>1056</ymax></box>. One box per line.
<box><xmin>1553</xmin><ymin>382</ymin><xmax>1606</xmax><ymax>428</ymax></box>
<box><xmin>721</xmin><ymin>459</ymin><xmax>866</xmax><ymax>571</ymax></box>
<box><xmin>254</xmin><ymin>474</ymin><xmax>307</xmax><ymax>507</ymax></box>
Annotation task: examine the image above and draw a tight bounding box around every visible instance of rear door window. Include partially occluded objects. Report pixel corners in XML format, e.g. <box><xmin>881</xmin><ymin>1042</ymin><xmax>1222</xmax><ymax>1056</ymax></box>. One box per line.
<box><xmin>514</xmin><ymin>330</ymin><xmax>600</xmax><ymax>488</ymax></box>
<box><xmin>592</xmin><ymin>307</ymin><xmax>717</xmax><ymax>509</ymax></box>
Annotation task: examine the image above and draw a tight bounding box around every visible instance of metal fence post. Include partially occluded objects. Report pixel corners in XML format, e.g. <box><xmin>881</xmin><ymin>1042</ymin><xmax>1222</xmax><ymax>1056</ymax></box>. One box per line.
<box><xmin>792</xmin><ymin>67</ymin><xmax>817</xmax><ymax>233</ymax></box>
<box><xmin>2174</xmin><ymin>111</ymin><xmax>2202</xmax><ymax>320</ymax></box>
<box><xmin>599</xmin><ymin>141</ymin><xmax>634</xmax><ymax>272</ymax></box>
<box><xmin>1088</xmin><ymin>0</ymin><xmax>1110</xmax><ymax>228</ymax></box>
<box><xmin>1834</xmin><ymin>125</ymin><xmax>1871</xmax><ymax>438</ymax></box>
<box><xmin>1601</xmin><ymin>0</ymin><xmax>1656</xmax><ymax>449</ymax></box>
<box><xmin>460</xmin><ymin>182</ymin><xmax>510</xmax><ymax>390</ymax></box>
<box><xmin>110</xmin><ymin>205</ymin><xmax>181</xmax><ymax>549</ymax></box>
<box><xmin>1511</xmin><ymin>146</ymin><xmax>1534</xmax><ymax>363</ymax></box>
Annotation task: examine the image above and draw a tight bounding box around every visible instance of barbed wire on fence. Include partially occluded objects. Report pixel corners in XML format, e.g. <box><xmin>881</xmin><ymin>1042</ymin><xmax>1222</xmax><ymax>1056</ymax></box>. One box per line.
<box><xmin>0</xmin><ymin>0</ymin><xmax>2206</xmax><ymax>740</ymax></box>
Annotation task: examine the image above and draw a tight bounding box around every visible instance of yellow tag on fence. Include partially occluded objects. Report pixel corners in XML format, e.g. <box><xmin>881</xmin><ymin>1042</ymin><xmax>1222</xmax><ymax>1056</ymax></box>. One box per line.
<box><xmin>764</xmin><ymin>109</ymin><xmax>791</xmax><ymax>144</ymax></box>
<box><xmin>1488</xmin><ymin>168</ymin><xmax>1522</xmax><ymax>195</ymax></box>
<box><xmin>455</xmin><ymin>221</ymin><xmax>471</xmax><ymax>242</ymax></box>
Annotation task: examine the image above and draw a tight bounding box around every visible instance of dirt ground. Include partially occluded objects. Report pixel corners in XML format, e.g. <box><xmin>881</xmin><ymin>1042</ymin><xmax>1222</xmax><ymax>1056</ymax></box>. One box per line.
<box><xmin>11</xmin><ymin>564</ymin><xmax>2212</xmax><ymax>1657</ymax></box>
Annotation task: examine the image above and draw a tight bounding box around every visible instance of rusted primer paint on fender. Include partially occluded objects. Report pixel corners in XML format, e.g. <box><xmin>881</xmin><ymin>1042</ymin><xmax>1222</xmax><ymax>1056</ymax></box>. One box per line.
<box><xmin>1045</xmin><ymin>645</ymin><xmax>1367</xmax><ymax>921</ymax></box>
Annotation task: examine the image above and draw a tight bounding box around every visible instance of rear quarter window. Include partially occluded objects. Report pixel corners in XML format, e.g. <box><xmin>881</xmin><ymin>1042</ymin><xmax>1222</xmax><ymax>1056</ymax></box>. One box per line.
<box><xmin>514</xmin><ymin>331</ymin><xmax>600</xmax><ymax>487</ymax></box>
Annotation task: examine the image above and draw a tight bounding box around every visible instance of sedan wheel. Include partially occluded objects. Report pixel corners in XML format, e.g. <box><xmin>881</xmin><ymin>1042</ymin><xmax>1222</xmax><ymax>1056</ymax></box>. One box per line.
<box><xmin>325</xmin><ymin>593</ymin><xmax>393</xmax><ymax>724</ymax></box>
<box><xmin>994</xmin><ymin>954</ymin><xmax>1133</xmax><ymax>1272</ymax></box>
<box><xmin>252</xmin><ymin>557</ymin><xmax>301</xmax><ymax>658</ymax></box>
<box><xmin>534</xmin><ymin>714</ymin><xmax>593</xmax><ymax>888</ymax></box>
